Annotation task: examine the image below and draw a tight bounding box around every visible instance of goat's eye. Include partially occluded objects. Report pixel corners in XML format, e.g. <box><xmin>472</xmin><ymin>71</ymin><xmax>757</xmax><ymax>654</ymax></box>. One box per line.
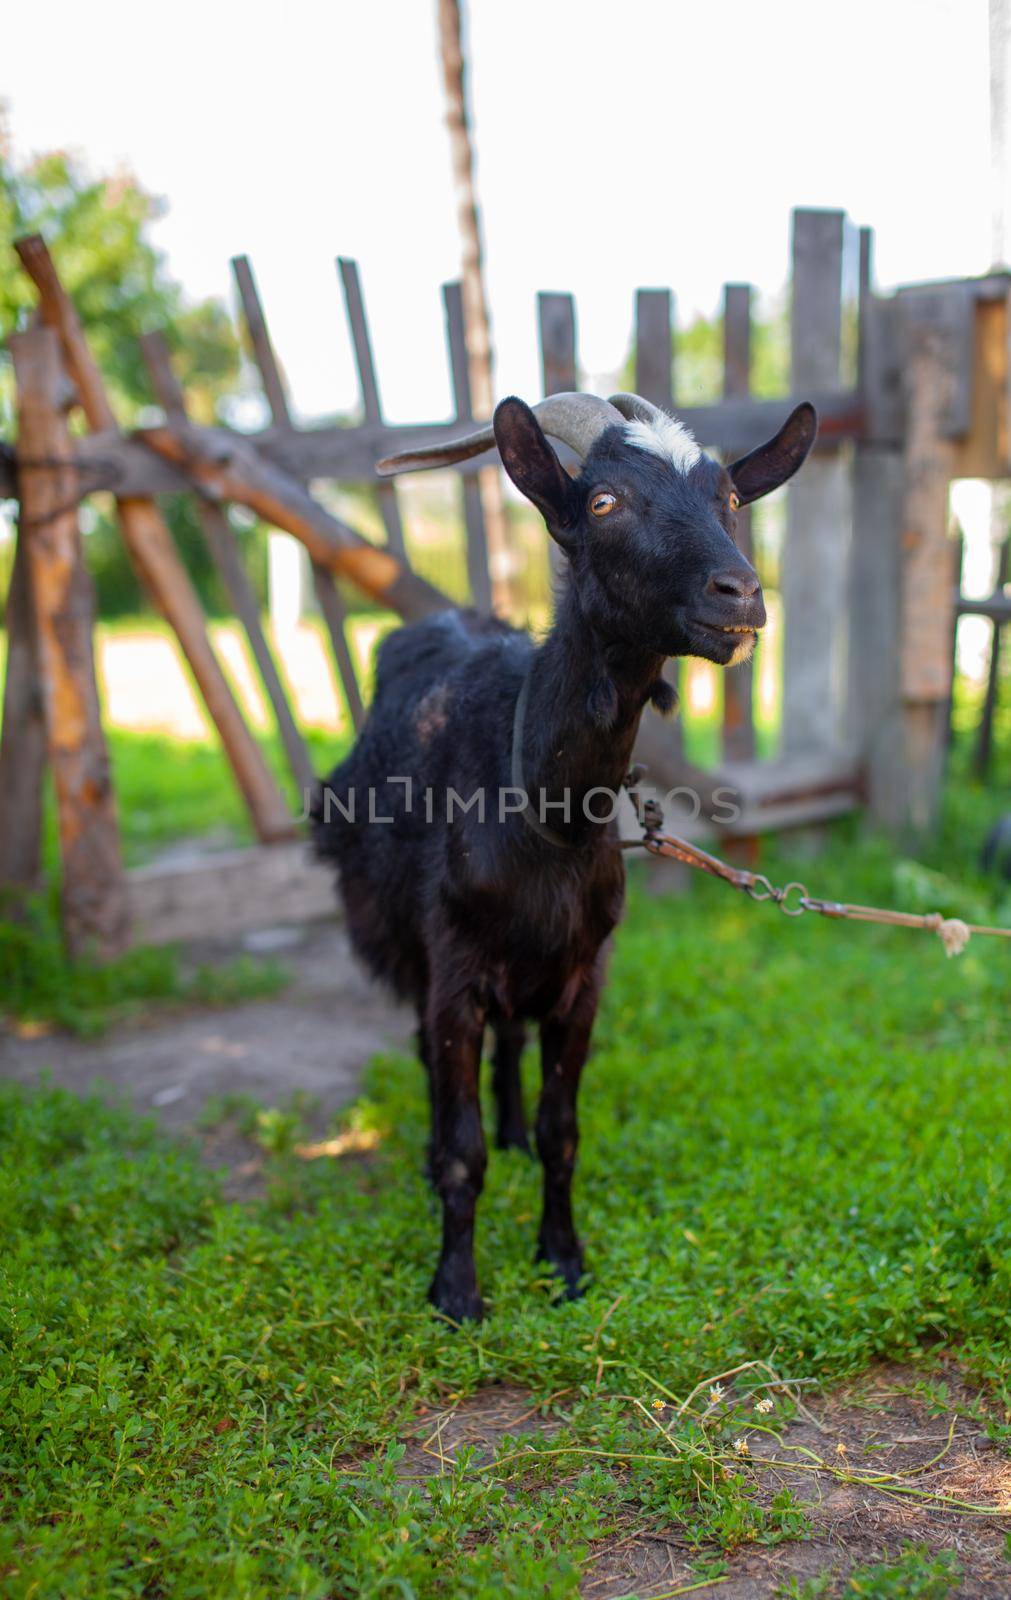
<box><xmin>589</xmin><ymin>492</ymin><xmax>617</xmax><ymax>517</ymax></box>
<box><xmin>728</xmin><ymin>491</ymin><xmax>741</xmax><ymax>513</ymax></box>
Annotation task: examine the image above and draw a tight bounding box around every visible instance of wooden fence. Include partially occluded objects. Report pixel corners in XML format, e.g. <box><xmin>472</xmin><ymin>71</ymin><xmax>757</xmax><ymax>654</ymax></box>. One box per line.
<box><xmin>1</xmin><ymin>207</ymin><xmax>1007</xmax><ymax>956</ymax></box>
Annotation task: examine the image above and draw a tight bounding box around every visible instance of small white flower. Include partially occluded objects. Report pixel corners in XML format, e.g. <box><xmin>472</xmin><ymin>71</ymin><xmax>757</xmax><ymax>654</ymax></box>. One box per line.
<box><xmin>754</xmin><ymin>1396</ymin><xmax>774</xmax><ymax>1414</ymax></box>
<box><xmin>734</xmin><ymin>1436</ymin><xmax>750</xmax><ymax>1456</ymax></box>
<box><xmin>708</xmin><ymin>1383</ymin><xmax>725</xmax><ymax>1404</ymax></box>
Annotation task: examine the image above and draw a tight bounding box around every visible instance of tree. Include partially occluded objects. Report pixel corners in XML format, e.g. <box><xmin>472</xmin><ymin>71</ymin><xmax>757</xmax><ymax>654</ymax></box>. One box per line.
<box><xmin>0</xmin><ymin>114</ymin><xmax>255</xmax><ymax>615</ymax></box>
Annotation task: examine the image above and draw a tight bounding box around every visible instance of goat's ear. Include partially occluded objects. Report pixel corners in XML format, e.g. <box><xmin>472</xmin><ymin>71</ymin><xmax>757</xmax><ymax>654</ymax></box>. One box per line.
<box><xmin>493</xmin><ymin>397</ymin><xmax>580</xmax><ymax>545</ymax></box>
<box><xmin>728</xmin><ymin>402</ymin><xmax>818</xmax><ymax>505</ymax></box>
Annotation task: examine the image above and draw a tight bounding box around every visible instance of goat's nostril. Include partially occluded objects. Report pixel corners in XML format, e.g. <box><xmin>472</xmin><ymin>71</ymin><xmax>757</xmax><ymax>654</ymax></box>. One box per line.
<box><xmin>707</xmin><ymin>569</ymin><xmax>760</xmax><ymax>602</ymax></box>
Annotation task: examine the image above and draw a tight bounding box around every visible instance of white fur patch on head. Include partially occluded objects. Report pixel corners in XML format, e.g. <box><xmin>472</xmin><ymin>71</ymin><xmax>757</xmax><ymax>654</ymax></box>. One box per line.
<box><xmin>623</xmin><ymin>412</ymin><xmax>702</xmax><ymax>473</ymax></box>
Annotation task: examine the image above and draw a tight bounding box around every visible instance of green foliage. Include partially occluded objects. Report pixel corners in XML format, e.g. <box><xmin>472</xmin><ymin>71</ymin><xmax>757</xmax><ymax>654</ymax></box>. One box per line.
<box><xmin>776</xmin><ymin>1544</ymin><xmax>961</xmax><ymax>1598</ymax></box>
<box><xmin>0</xmin><ymin>894</ymin><xmax>288</xmax><ymax>1036</ymax></box>
<box><xmin>623</xmin><ymin>295</ymin><xmax>790</xmax><ymax>405</ymax></box>
<box><xmin>0</xmin><ymin>112</ymin><xmax>273</xmax><ymax>618</ymax></box>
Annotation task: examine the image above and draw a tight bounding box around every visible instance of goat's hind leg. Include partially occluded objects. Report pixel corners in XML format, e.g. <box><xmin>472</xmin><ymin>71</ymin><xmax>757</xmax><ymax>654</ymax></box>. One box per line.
<box><xmin>426</xmin><ymin>980</ymin><xmax>487</xmax><ymax>1323</ymax></box>
<box><xmin>491</xmin><ymin>1017</ymin><xmax>530</xmax><ymax>1153</ymax></box>
<box><xmin>535</xmin><ymin>975</ymin><xmax>599</xmax><ymax>1299</ymax></box>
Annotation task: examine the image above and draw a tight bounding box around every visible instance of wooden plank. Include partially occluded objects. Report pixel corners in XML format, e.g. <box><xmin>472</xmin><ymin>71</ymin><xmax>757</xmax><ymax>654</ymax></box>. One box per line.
<box><xmin>135</xmin><ymin>419</ymin><xmax>449</xmax><ymax>621</ymax></box>
<box><xmin>337</xmin><ymin>257</ymin><xmax>408</xmax><ymax>560</ymax></box>
<box><xmin>782</xmin><ymin>208</ymin><xmax>849</xmax><ymax>757</ymax></box>
<box><xmin>892</xmin><ymin>288</ymin><xmax>961</xmax><ymax>830</ymax></box>
<box><xmin>537</xmin><ymin>292</ymin><xmax>577</xmax><ymax>582</ymax></box>
<box><xmin>126</xmin><ymin>841</ymin><xmax>335</xmax><ymax>946</ymax></box>
<box><xmin>42</xmin><ymin>388</ymin><xmax>868</xmax><ymax>503</ymax></box>
<box><xmin>140</xmin><ymin>331</ymin><xmax>316</xmax><ymax>795</ymax></box>
<box><xmin>12</xmin><ymin>328</ymin><xmax>129</xmax><ymax>956</ymax></box>
<box><xmin>849</xmin><ymin>224</ymin><xmax>906</xmax><ymax>819</ymax></box>
<box><xmin>721</xmin><ymin>282</ymin><xmax>755</xmax><ymax>763</ymax></box>
<box><xmin>0</xmin><ymin>523</ymin><xmax>47</xmax><ymax>898</ymax></box>
<box><xmin>975</xmin><ymin>535</ymin><xmax>1008</xmax><ymax>776</ymax></box>
<box><xmin>634</xmin><ymin>289</ymin><xmax>673</xmax><ymax>409</ymax></box>
<box><xmin>443</xmin><ymin>280</ymin><xmax>492</xmax><ymax>612</ymax></box>
<box><xmin>231</xmin><ymin>255</ymin><xmax>292</xmax><ymax>426</ymax></box>
<box><xmin>15</xmin><ymin>233</ymin><xmax>294</xmax><ymax>845</ymax></box>
<box><xmin>230</xmin><ymin>254</ymin><xmax>365</xmax><ymax>730</ymax></box>
<box><xmin>952</xmin><ymin>294</ymin><xmax>1009</xmax><ymax>477</ymax></box>
<box><xmin>538</xmin><ymin>292</ymin><xmax>577</xmax><ymax>396</ymax></box>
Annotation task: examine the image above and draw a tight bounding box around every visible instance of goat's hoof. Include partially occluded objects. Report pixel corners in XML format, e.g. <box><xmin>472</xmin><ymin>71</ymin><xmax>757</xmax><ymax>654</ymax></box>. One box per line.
<box><xmin>428</xmin><ymin>1273</ymin><xmax>484</xmax><ymax>1325</ymax></box>
<box><xmin>537</xmin><ymin>1245</ymin><xmax>586</xmax><ymax>1302</ymax></box>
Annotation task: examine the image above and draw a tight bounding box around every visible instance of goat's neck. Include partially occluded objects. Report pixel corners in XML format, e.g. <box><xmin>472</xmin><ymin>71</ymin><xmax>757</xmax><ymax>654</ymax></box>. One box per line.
<box><xmin>522</xmin><ymin>584</ymin><xmax>666</xmax><ymax>823</ymax></box>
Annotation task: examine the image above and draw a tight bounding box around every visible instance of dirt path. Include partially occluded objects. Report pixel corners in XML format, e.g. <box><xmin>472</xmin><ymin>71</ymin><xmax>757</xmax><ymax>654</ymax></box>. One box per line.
<box><xmin>398</xmin><ymin>1367</ymin><xmax>1010</xmax><ymax>1598</ymax></box>
<box><xmin>1</xmin><ymin>919</ymin><xmax>413</xmax><ymax>1141</ymax></box>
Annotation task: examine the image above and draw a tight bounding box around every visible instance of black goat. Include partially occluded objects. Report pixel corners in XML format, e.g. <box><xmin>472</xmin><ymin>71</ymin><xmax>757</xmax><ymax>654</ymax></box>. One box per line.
<box><xmin>313</xmin><ymin>391</ymin><xmax>816</xmax><ymax>1322</ymax></box>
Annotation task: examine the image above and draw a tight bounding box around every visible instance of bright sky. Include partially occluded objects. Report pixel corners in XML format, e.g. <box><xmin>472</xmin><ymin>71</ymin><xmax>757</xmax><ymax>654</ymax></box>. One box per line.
<box><xmin>3</xmin><ymin>0</ymin><xmax>993</xmax><ymax>426</ymax></box>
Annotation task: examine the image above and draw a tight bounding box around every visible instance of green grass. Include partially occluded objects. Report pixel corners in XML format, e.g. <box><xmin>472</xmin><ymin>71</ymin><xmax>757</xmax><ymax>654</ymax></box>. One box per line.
<box><xmin>3</xmin><ymin>777</ymin><xmax>1011</xmax><ymax>1596</ymax></box>
<box><xmin>0</xmin><ymin>891</ymin><xmax>290</xmax><ymax>1037</ymax></box>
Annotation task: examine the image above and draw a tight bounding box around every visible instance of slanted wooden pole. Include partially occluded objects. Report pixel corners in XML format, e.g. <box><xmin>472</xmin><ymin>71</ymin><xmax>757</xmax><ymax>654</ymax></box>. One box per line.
<box><xmin>14</xmin><ymin>233</ymin><xmax>294</xmax><ymax>844</ymax></box>
<box><xmin>435</xmin><ymin>0</ymin><xmax>513</xmax><ymax>612</ymax></box>
<box><xmin>12</xmin><ymin>328</ymin><xmax>129</xmax><ymax>956</ymax></box>
<box><xmin>0</xmin><ymin>523</ymin><xmax>47</xmax><ymax>900</ymax></box>
<box><xmin>139</xmin><ymin>331</ymin><xmax>315</xmax><ymax>796</ymax></box>
<box><xmin>231</xmin><ymin>254</ymin><xmax>365</xmax><ymax>730</ymax></box>
<box><xmin>135</xmin><ymin>420</ymin><xmax>449</xmax><ymax>621</ymax></box>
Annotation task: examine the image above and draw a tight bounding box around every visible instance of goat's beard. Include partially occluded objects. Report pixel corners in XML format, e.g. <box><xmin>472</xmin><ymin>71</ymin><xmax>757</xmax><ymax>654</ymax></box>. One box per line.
<box><xmin>726</xmin><ymin>633</ymin><xmax>757</xmax><ymax>667</ymax></box>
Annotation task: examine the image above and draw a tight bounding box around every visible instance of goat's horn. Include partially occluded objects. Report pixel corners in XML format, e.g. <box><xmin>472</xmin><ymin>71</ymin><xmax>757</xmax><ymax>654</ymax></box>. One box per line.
<box><xmin>607</xmin><ymin>392</ymin><xmax>667</xmax><ymax>425</ymax></box>
<box><xmin>375</xmin><ymin>391</ymin><xmax>625</xmax><ymax>476</ymax></box>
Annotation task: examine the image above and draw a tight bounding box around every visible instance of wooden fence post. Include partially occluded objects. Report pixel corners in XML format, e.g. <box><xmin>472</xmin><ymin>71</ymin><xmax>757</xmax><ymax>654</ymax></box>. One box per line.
<box><xmin>14</xmin><ymin>234</ymin><xmax>294</xmax><ymax>844</ymax></box>
<box><xmin>538</xmin><ymin>291</ymin><xmax>577</xmax><ymax>585</ymax></box>
<box><xmin>848</xmin><ymin>228</ymin><xmax>906</xmax><ymax>821</ymax></box>
<box><xmin>782</xmin><ymin>209</ymin><xmax>850</xmax><ymax>757</ymax></box>
<box><xmin>722</xmin><ymin>282</ymin><xmax>755</xmax><ymax>763</ymax></box>
<box><xmin>12</xmin><ymin>328</ymin><xmax>129</xmax><ymax>956</ymax></box>
<box><xmin>0</xmin><ymin>525</ymin><xmax>47</xmax><ymax>900</ymax></box>
<box><xmin>442</xmin><ymin>280</ymin><xmax>493</xmax><ymax>613</ymax></box>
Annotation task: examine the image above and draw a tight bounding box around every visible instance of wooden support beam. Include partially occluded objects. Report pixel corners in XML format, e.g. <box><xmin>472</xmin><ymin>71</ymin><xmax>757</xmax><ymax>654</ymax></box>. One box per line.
<box><xmin>10</xmin><ymin>388</ymin><xmax>869</xmax><ymax>505</ymax></box>
<box><xmin>14</xmin><ymin>233</ymin><xmax>294</xmax><ymax>845</ymax></box>
<box><xmin>135</xmin><ymin>419</ymin><xmax>449</xmax><ymax>621</ymax></box>
<box><xmin>139</xmin><ymin>331</ymin><xmax>316</xmax><ymax>796</ymax></box>
<box><xmin>0</xmin><ymin>523</ymin><xmax>47</xmax><ymax>899</ymax></box>
<box><xmin>443</xmin><ymin>280</ymin><xmax>492</xmax><ymax>612</ymax></box>
<box><xmin>782</xmin><ymin>208</ymin><xmax>850</xmax><ymax>757</ymax></box>
<box><xmin>11</xmin><ymin>328</ymin><xmax>129</xmax><ymax>956</ymax></box>
<box><xmin>721</xmin><ymin>282</ymin><xmax>755</xmax><ymax>763</ymax></box>
<box><xmin>230</xmin><ymin>254</ymin><xmax>365</xmax><ymax>730</ymax></box>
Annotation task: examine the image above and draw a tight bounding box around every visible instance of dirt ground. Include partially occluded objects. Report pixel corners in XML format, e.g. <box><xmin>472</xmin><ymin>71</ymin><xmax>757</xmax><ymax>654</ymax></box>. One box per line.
<box><xmin>401</xmin><ymin>1371</ymin><xmax>1011</xmax><ymax>1598</ymax></box>
<box><xmin>1</xmin><ymin>918</ymin><xmax>413</xmax><ymax>1145</ymax></box>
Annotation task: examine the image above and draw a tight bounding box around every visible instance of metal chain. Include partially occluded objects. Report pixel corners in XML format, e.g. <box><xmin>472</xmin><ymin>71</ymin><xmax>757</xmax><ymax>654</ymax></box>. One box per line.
<box><xmin>623</xmin><ymin>774</ymin><xmax>1011</xmax><ymax>956</ymax></box>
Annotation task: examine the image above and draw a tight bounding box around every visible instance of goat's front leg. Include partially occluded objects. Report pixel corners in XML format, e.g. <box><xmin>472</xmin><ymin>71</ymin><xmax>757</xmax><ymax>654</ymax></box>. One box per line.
<box><xmin>426</xmin><ymin>983</ymin><xmax>487</xmax><ymax>1323</ymax></box>
<box><xmin>536</xmin><ymin>975</ymin><xmax>600</xmax><ymax>1298</ymax></box>
<box><xmin>492</xmin><ymin>1018</ymin><xmax>530</xmax><ymax>1152</ymax></box>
